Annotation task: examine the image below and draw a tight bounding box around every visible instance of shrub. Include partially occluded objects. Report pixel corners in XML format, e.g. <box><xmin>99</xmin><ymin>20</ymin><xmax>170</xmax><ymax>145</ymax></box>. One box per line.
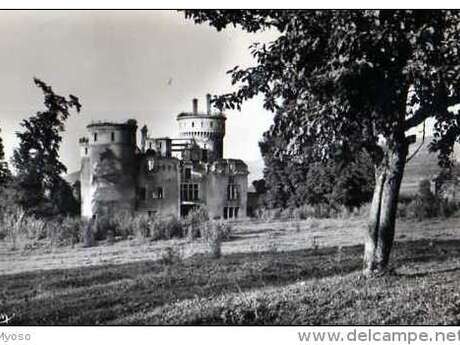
<box><xmin>151</xmin><ymin>216</ymin><xmax>184</xmax><ymax>241</ymax></box>
<box><xmin>200</xmin><ymin>220</ymin><xmax>233</xmax><ymax>259</ymax></box>
<box><xmin>397</xmin><ymin>180</ymin><xmax>459</xmax><ymax>220</ymax></box>
<box><xmin>184</xmin><ymin>207</ymin><xmax>209</xmax><ymax>240</ymax></box>
<box><xmin>159</xmin><ymin>246</ymin><xmax>183</xmax><ymax>265</ymax></box>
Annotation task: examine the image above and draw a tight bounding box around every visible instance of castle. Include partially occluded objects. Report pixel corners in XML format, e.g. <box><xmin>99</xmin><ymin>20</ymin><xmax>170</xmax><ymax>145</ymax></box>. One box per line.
<box><xmin>78</xmin><ymin>95</ymin><xmax>249</xmax><ymax>220</ymax></box>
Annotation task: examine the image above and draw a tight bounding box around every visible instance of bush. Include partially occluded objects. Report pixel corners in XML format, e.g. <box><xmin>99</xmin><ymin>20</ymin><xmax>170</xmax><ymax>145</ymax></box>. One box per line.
<box><xmin>397</xmin><ymin>180</ymin><xmax>459</xmax><ymax>220</ymax></box>
<box><xmin>184</xmin><ymin>207</ymin><xmax>209</xmax><ymax>240</ymax></box>
<box><xmin>151</xmin><ymin>216</ymin><xmax>184</xmax><ymax>241</ymax></box>
<box><xmin>200</xmin><ymin>220</ymin><xmax>232</xmax><ymax>259</ymax></box>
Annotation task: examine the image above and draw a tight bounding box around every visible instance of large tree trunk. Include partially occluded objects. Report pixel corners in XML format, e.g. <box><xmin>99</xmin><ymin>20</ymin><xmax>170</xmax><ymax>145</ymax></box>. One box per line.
<box><xmin>363</xmin><ymin>140</ymin><xmax>409</xmax><ymax>275</ymax></box>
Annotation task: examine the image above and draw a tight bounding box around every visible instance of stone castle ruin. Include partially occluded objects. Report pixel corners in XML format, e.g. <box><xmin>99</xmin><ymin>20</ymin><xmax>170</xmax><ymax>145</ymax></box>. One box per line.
<box><xmin>79</xmin><ymin>95</ymin><xmax>248</xmax><ymax>220</ymax></box>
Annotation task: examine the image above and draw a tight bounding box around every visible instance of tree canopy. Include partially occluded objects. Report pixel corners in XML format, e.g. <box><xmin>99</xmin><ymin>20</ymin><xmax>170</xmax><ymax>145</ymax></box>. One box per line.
<box><xmin>0</xmin><ymin>128</ymin><xmax>11</xmax><ymax>186</ymax></box>
<box><xmin>184</xmin><ymin>10</ymin><xmax>460</xmax><ymax>274</ymax></box>
<box><xmin>12</xmin><ymin>78</ymin><xmax>81</xmax><ymax>216</ymax></box>
<box><xmin>185</xmin><ymin>10</ymin><xmax>460</xmax><ymax>165</ymax></box>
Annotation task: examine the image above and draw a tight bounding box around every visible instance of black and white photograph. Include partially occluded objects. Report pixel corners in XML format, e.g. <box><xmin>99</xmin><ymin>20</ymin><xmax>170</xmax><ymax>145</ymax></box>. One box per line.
<box><xmin>1</xmin><ymin>5</ymin><xmax>460</xmax><ymax>340</ymax></box>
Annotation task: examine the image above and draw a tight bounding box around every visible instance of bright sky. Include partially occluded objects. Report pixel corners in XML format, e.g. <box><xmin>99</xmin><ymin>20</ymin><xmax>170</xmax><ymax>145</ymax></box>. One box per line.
<box><xmin>0</xmin><ymin>10</ymin><xmax>277</xmax><ymax>178</ymax></box>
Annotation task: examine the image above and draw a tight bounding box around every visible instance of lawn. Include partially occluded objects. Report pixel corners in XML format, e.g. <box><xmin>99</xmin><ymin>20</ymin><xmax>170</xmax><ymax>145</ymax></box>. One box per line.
<box><xmin>1</xmin><ymin>216</ymin><xmax>460</xmax><ymax>325</ymax></box>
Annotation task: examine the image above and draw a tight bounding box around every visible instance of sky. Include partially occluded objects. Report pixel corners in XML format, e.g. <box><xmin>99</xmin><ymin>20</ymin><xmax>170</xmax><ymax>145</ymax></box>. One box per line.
<box><xmin>0</xmin><ymin>10</ymin><xmax>277</xmax><ymax>180</ymax></box>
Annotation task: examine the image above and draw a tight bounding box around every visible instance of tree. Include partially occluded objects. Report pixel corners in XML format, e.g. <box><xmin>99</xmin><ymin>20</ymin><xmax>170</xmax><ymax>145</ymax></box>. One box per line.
<box><xmin>184</xmin><ymin>10</ymin><xmax>460</xmax><ymax>275</ymax></box>
<box><xmin>12</xmin><ymin>78</ymin><xmax>81</xmax><ymax>216</ymax></box>
<box><xmin>0</xmin><ymin>128</ymin><xmax>11</xmax><ymax>185</ymax></box>
<box><xmin>259</xmin><ymin>114</ymin><xmax>374</xmax><ymax>211</ymax></box>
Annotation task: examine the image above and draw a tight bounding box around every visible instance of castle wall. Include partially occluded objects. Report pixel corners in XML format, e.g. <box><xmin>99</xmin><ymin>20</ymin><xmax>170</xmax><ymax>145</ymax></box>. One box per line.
<box><xmin>136</xmin><ymin>155</ymin><xmax>180</xmax><ymax>218</ymax></box>
<box><xmin>78</xmin><ymin>97</ymin><xmax>250</xmax><ymax>222</ymax></box>
<box><xmin>81</xmin><ymin>121</ymin><xmax>138</xmax><ymax>219</ymax></box>
<box><xmin>206</xmin><ymin>160</ymin><xmax>248</xmax><ymax>219</ymax></box>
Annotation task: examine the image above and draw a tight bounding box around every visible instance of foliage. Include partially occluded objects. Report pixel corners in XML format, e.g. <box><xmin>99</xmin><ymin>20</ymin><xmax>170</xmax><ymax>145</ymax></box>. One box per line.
<box><xmin>185</xmin><ymin>10</ymin><xmax>460</xmax><ymax>165</ymax></box>
<box><xmin>184</xmin><ymin>10</ymin><xmax>460</xmax><ymax>272</ymax></box>
<box><xmin>0</xmin><ymin>205</ymin><xmax>83</xmax><ymax>250</ymax></box>
<box><xmin>201</xmin><ymin>220</ymin><xmax>234</xmax><ymax>258</ymax></box>
<box><xmin>184</xmin><ymin>206</ymin><xmax>210</xmax><ymax>239</ymax></box>
<box><xmin>259</xmin><ymin>126</ymin><xmax>375</xmax><ymax>210</ymax></box>
<box><xmin>92</xmin><ymin>212</ymin><xmax>185</xmax><ymax>242</ymax></box>
<box><xmin>397</xmin><ymin>179</ymin><xmax>459</xmax><ymax>219</ymax></box>
<box><xmin>12</xmin><ymin>78</ymin><xmax>81</xmax><ymax>217</ymax></box>
<box><xmin>0</xmin><ymin>128</ymin><xmax>11</xmax><ymax>186</ymax></box>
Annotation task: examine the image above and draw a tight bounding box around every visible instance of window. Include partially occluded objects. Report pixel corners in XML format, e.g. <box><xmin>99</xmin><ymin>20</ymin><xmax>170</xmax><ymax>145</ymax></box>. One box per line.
<box><xmin>149</xmin><ymin>142</ymin><xmax>153</xmax><ymax>149</ymax></box>
<box><xmin>147</xmin><ymin>159</ymin><xmax>155</xmax><ymax>171</ymax></box>
<box><xmin>93</xmin><ymin>133</ymin><xmax>97</xmax><ymax>142</ymax></box>
<box><xmin>223</xmin><ymin>207</ymin><xmax>239</xmax><ymax>219</ymax></box>
<box><xmin>210</xmin><ymin>121</ymin><xmax>213</xmax><ymax>128</ymax></box>
<box><xmin>192</xmin><ymin>122</ymin><xmax>194</xmax><ymax>128</ymax></box>
<box><xmin>139</xmin><ymin>187</ymin><xmax>146</xmax><ymax>201</ymax></box>
<box><xmin>227</xmin><ymin>184</ymin><xmax>240</xmax><ymax>200</ymax></box>
<box><xmin>111</xmin><ymin>132</ymin><xmax>115</xmax><ymax>142</ymax></box>
<box><xmin>153</xmin><ymin>187</ymin><xmax>164</xmax><ymax>199</ymax></box>
<box><xmin>202</xmin><ymin>149</ymin><xmax>208</xmax><ymax>163</ymax></box>
<box><xmin>184</xmin><ymin>168</ymin><xmax>191</xmax><ymax>180</ymax></box>
<box><xmin>85</xmin><ymin>147</ymin><xmax>88</xmax><ymax>155</ymax></box>
<box><xmin>181</xmin><ymin>184</ymin><xmax>199</xmax><ymax>201</ymax></box>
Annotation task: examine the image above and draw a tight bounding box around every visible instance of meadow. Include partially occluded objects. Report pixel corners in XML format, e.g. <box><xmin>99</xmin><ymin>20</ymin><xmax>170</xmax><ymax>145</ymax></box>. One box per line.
<box><xmin>1</xmin><ymin>215</ymin><xmax>460</xmax><ymax>325</ymax></box>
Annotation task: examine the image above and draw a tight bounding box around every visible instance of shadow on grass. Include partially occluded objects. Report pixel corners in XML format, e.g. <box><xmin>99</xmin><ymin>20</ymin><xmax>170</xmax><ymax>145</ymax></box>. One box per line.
<box><xmin>1</xmin><ymin>238</ymin><xmax>460</xmax><ymax>325</ymax></box>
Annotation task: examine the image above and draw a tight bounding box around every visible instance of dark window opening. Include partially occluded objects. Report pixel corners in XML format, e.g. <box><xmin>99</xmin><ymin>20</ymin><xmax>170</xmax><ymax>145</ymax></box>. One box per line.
<box><xmin>85</xmin><ymin>147</ymin><xmax>88</xmax><ymax>155</ymax></box>
<box><xmin>223</xmin><ymin>207</ymin><xmax>228</xmax><ymax>219</ymax></box>
<box><xmin>181</xmin><ymin>183</ymin><xmax>199</xmax><ymax>201</ymax></box>
<box><xmin>111</xmin><ymin>132</ymin><xmax>115</xmax><ymax>142</ymax></box>
<box><xmin>227</xmin><ymin>184</ymin><xmax>240</xmax><ymax>201</ymax></box>
<box><xmin>202</xmin><ymin>149</ymin><xmax>208</xmax><ymax>162</ymax></box>
<box><xmin>94</xmin><ymin>133</ymin><xmax>97</xmax><ymax>142</ymax></box>
<box><xmin>184</xmin><ymin>168</ymin><xmax>191</xmax><ymax>180</ymax></box>
<box><xmin>139</xmin><ymin>187</ymin><xmax>146</xmax><ymax>201</ymax></box>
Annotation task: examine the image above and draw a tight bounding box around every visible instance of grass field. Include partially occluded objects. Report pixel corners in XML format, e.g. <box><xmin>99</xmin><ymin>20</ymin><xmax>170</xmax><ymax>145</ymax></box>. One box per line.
<box><xmin>1</xmin><ymin>215</ymin><xmax>460</xmax><ymax>325</ymax></box>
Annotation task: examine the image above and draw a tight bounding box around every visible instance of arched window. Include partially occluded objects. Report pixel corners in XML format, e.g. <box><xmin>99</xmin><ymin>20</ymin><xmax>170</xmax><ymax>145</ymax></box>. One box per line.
<box><xmin>192</xmin><ymin>122</ymin><xmax>194</xmax><ymax>128</ymax></box>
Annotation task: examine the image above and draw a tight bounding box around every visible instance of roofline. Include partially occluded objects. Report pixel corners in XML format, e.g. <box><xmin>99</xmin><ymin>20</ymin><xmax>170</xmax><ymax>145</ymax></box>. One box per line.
<box><xmin>87</xmin><ymin>120</ymin><xmax>137</xmax><ymax>130</ymax></box>
<box><xmin>176</xmin><ymin>112</ymin><xmax>226</xmax><ymax>120</ymax></box>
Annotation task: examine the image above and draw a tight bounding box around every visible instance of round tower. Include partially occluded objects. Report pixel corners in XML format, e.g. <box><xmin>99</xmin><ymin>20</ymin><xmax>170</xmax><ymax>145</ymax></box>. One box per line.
<box><xmin>177</xmin><ymin>94</ymin><xmax>226</xmax><ymax>162</ymax></box>
<box><xmin>82</xmin><ymin>119</ymin><xmax>138</xmax><ymax>219</ymax></box>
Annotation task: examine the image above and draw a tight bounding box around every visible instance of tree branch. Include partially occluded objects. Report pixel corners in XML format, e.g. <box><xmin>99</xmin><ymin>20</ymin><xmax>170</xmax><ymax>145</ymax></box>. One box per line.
<box><xmin>406</xmin><ymin>120</ymin><xmax>426</xmax><ymax>163</ymax></box>
<box><xmin>404</xmin><ymin>108</ymin><xmax>429</xmax><ymax>131</ymax></box>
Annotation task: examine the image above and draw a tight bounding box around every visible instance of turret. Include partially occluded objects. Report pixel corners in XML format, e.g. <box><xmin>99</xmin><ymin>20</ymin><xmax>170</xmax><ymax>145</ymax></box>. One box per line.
<box><xmin>80</xmin><ymin>119</ymin><xmax>138</xmax><ymax>219</ymax></box>
<box><xmin>176</xmin><ymin>95</ymin><xmax>226</xmax><ymax>162</ymax></box>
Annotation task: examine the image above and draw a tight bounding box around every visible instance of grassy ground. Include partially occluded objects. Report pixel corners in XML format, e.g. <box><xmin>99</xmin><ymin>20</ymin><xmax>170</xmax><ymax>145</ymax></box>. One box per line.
<box><xmin>1</xmin><ymin>216</ymin><xmax>460</xmax><ymax>325</ymax></box>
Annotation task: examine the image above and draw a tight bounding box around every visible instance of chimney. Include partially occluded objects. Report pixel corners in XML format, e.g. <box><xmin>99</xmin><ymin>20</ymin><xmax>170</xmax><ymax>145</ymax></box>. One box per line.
<box><xmin>206</xmin><ymin>94</ymin><xmax>212</xmax><ymax>115</ymax></box>
<box><xmin>140</xmin><ymin>125</ymin><xmax>148</xmax><ymax>153</ymax></box>
<box><xmin>192</xmin><ymin>98</ymin><xmax>198</xmax><ymax>114</ymax></box>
